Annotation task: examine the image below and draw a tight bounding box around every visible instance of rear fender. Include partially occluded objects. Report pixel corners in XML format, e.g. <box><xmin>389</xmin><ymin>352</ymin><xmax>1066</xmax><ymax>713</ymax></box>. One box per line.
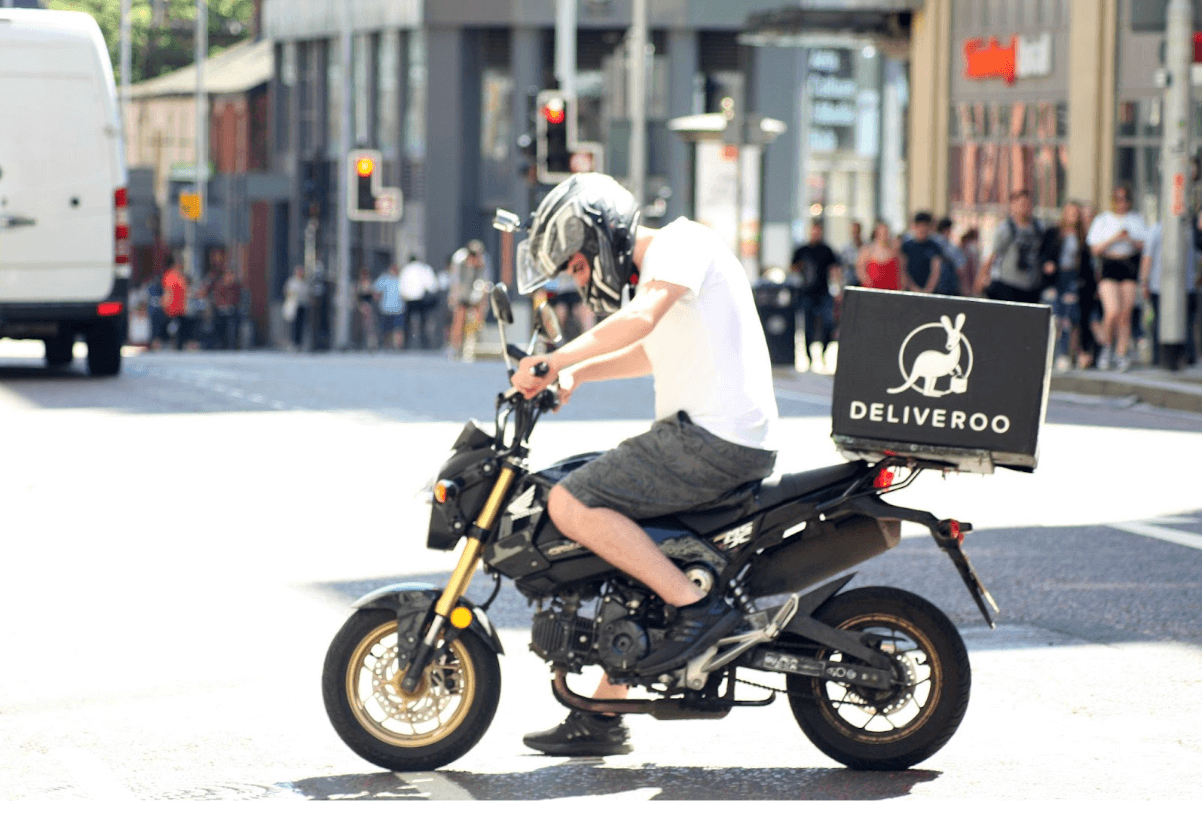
<box><xmin>352</xmin><ymin>582</ymin><xmax>505</xmax><ymax>656</ymax></box>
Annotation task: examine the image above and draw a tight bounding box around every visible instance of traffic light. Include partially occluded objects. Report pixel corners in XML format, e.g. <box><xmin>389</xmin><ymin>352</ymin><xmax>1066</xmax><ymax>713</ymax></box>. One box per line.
<box><xmin>536</xmin><ymin>90</ymin><xmax>571</xmax><ymax>183</ymax></box>
<box><xmin>347</xmin><ymin>149</ymin><xmax>402</xmax><ymax>222</ymax></box>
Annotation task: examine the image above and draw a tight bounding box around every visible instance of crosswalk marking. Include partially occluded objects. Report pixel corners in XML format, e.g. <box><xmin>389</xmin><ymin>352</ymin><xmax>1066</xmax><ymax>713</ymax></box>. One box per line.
<box><xmin>396</xmin><ymin>772</ymin><xmax>475</xmax><ymax>800</ymax></box>
<box><xmin>1109</xmin><ymin>520</ymin><xmax>1202</xmax><ymax>552</ymax></box>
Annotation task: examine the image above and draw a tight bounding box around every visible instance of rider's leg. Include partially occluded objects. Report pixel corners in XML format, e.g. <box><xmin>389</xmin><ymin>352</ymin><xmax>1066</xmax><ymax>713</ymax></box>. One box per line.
<box><xmin>547</xmin><ymin>485</ymin><xmax>703</xmax><ymax>608</ymax></box>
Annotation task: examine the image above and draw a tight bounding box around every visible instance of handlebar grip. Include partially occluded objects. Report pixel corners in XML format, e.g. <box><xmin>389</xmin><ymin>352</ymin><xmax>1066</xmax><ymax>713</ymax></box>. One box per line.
<box><xmin>506</xmin><ymin>344</ymin><xmax>529</xmax><ymax>362</ymax></box>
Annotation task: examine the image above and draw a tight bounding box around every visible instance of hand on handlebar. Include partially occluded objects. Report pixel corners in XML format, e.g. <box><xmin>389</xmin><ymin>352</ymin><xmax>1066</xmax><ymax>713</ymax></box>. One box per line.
<box><xmin>511</xmin><ymin>354</ymin><xmax>558</xmax><ymax>399</ymax></box>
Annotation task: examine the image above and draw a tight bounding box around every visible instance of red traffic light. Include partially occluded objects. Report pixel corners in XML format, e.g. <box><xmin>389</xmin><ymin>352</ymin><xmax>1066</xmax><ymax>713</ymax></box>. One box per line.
<box><xmin>541</xmin><ymin>99</ymin><xmax>566</xmax><ymax>125</ymax></box>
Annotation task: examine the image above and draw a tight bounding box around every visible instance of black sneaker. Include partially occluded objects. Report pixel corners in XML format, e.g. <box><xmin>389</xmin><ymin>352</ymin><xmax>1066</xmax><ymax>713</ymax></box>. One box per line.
<box><xmin>522</xmin><ymin>711</ymin><xmax>632</xmax><ymax>757</ymax></box>
<box><xmin>635</xmin><ymin>594</ymin><xmax>742</xmax><ymax>675</ymax></box>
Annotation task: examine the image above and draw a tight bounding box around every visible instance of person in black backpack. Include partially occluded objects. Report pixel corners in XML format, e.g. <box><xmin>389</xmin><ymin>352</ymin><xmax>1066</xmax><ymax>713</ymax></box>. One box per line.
<box><xmin>976</xmin><ymin>189</ymin><xmax>1045</xmax><ymax>303</ymax></box>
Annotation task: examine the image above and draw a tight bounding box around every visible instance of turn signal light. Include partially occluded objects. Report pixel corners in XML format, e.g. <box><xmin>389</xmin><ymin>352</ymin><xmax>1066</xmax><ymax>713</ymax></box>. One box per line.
<box><xmin>449</xmin><ymin>607</ymin><xmax>474</xmax><ymax>630</ymax></box>
<box><xmin>433</xmin><ymin>479</ymin><xmax>459</xmax><ymax>504</ymax></box>
<box><xmin>873</xmin><ymin>469</ymin><xmax>895</xmax><ymax>489</ymax></box>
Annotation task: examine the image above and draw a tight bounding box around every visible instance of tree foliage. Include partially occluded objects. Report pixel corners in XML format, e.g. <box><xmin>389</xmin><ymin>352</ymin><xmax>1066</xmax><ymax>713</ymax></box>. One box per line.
<box><xmin>45</xmin><ymin>1</ymin><xmax>256</xmax><ymax>85</ymax></box>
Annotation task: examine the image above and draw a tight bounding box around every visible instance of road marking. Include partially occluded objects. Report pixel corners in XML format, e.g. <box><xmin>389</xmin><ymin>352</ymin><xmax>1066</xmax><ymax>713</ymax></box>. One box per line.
<box><xmin>1109</xmin><ymin>520</ymin><xmax>1202</xmax><ymax>552</ymax></box>
<box><xmin>396</xmin><ymin>772</ymin><xmax>475</xmax><ymax>800</ymax></box>
<box><xmin>53</xmin><ymin>747</ymin><xmax>136</xmax><ymax>801</ymax></box>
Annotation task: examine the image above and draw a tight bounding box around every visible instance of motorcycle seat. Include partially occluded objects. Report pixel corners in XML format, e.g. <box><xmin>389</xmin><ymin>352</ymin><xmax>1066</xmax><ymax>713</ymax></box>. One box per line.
<box><xmin>674</xmin><ymin>461</ymin><xmax>866</xmax><ymax>536</ymax></box>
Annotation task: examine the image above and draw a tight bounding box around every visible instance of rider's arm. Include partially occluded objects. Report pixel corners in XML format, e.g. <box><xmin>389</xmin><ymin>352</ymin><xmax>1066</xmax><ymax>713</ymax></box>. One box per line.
<box><xmin>513</xmin><ymin>280</ymin><xmax>686</xmax><ymax>396</ymax></box>
<box><xmin>567</xmin><ymin>341</ymin><xmax>652</xmax><ymax>386</ymax></box>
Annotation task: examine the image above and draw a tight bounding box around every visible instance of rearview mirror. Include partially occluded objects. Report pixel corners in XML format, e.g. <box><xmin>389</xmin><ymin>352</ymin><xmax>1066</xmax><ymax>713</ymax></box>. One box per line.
<box><xmin>490</xmin><ymin>283</ymin><xmax>514</xmax><ymax>325</ymax></box>
<box><xmin>536</xmin><ymin>301</ymin><xmax>564</xmax><ymax>345</ymax></box>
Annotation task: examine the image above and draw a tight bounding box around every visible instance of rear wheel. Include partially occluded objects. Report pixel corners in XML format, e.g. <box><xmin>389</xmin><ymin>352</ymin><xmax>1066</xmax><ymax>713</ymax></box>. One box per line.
<box><xmin>44</xmin><ymin>332</ymin><xmax>75</xmax><ymax>368</ymax></box>
<box><xmin>786</xmin><ymin>587</ymin><xmax>971</xmax><ymax>771</ymax></box>
<box><xmin>322</xmin><ymin>609</ymin><xmax>501</xmax><ymax>771</ymax></box>
<box><xmin>86</xmin><ymin>319</ymin><xmax>122</xmax><ymax>376</ymax></box>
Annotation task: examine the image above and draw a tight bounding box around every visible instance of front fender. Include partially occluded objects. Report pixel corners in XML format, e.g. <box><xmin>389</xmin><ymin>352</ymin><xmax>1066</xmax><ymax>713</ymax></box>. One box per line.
<box><xmin>352</xmin><ymin>582</ymin><xmax>505</xmax><ymax>656</ymax></box>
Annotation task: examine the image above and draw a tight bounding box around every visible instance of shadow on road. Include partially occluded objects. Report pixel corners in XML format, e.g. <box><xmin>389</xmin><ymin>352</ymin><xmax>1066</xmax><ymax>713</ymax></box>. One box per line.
<box><xmin>281</xmin><ymin>762</ymin><xmax>940</xmax><ymax>800</ymax></box>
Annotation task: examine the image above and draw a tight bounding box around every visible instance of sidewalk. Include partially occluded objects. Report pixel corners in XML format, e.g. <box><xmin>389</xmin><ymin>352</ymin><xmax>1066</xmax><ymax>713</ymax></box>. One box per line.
<box><xmin>1049</xmin><ymin>361</ymin><xmax>1202</xmax><ymax>414</ymax></box>
<box><xmin>771</xmin><ymin>344</ymin><xmax>1202</xmax><ymax>416</ymax></box>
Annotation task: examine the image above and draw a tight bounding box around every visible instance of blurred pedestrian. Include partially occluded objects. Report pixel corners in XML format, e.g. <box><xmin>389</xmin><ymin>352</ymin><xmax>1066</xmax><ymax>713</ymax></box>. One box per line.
<box><xmin>374</xmin><ymin>262</ymin><xmax>406</xmax><ymax>350</ymax></box>
<box><xmin>790</xmin><ymin>219</ymin><xmax>841</xmax><ymax>371</ymax></box>
<box><xmin>353</xmin><ymin>266</ymin><xmax>379</xmax><ymax>351</ymax></box>
<box><xmin>161</xmin><ymin>253</ymin><xmax>187</xmax><ymax>351</ymax></box>
<box><xmin>399</xmin><ymin>253</ymin><xmax>438</xmax><ymax>349</ymax></box>
<box><xmin>148</xmin><ymin>261</ymin><xmax>166</xmax><ymax>349</ymax></box>
<box><xmin>901</xmin><ymin>211</ymin><xmax>944</xmax><ymax>294</ymax></box>
<box><xmin>957</xmin><ymin>229</ymin><xmax>981</xmax><ymax>295</ymax></box>
<box><xmin>448</xmin><ymin>240</ymin><xmax>490</xmax><ymax>357</ymax></box>
<box><xmin>976</xmin><ymin>189</ymin><xmax>1044</xmax><ymax>304</ymax></box>
<box><xmin>282</xmin><ymin>265</ymin><xmax>309</xmax><ymax>351</ymax></box>
<box><xmin>1139</xmin><ymin>218</ymin><xmax>1199</xmax><ymax>366</ymax></box>
<box><xmin>1040</xmin><ymin>201</ymin><xmax>1086</xmax><ymax>370</ymax></box>
<box><xmin>1086</xmin><ymin>184</ymin><xmax>1146</xmax><ymax>371</ymax></box>
<box><xmin>933</xmin><ymin>217</ymin><xmax>967</xmax><ymax>295</ymax></box>
<box><xmin>211</xmin><ymin>266</ymin><xmax>243</xmax><ymax>350</ymax></box>
<box><xmin>1077</xmin><ymin>202</ymin><xmax>1101</xmax><ymax>367</ymax></box>
<box><xmin>856</xmin><ymin>220</ymin><xmax>903</xmax><ymax>291</ymax></box>
<box><xmin>839</xmin><ymin>220</ymin><xmax>864</xmax><ymax>288</ymax></box>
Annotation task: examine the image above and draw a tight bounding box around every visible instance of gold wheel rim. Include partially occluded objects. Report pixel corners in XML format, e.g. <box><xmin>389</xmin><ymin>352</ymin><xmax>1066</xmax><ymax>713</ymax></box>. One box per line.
<box><xmin>346</xmin><ymin>620</ymin><xmax>477</xmax><ymax>748</ymax></box>
<box><xmin>814</xmin><ymin>613</ymin><xmax>940</xmax><ymax>743</ymax></box>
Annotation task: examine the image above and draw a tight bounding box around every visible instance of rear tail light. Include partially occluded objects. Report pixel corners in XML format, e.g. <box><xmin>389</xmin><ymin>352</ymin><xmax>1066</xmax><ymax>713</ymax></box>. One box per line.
<box><xmin>97</xmin><ymin>302</ymin><xmax>124</xmax><ymax>316</ymax></box>
<box><xmin>114</xmin><ymin>187</ymin><xmax>130</xmax><ymax>265</ymax></box>
<box><xmin>873</xmin><ymin>468</ymin><xmax>895</xmax><ymax>489</ymax></box>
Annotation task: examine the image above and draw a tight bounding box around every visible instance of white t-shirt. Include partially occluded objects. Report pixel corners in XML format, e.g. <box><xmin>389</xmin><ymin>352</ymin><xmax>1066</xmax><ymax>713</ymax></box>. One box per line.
<box><xmin>1087</xmin><ymin>211</ymin><xmax>1147</xmax><ymax>258</ymax></box>
<box><xmin>635</xmin><ymin>218</ymin><xmax>779</xmax><ymax>451</ymax></box>
<box><xmin>399</xmin><ymin>260</ymin><xmax>437</xmax><ymax>301</ymax></box>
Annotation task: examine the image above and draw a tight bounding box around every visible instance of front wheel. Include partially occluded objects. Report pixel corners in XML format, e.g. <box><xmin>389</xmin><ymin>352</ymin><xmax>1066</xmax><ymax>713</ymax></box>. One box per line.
<box><xmin>322</xmin><ymin>608</ymin><xmax>501</xmax><ymax>771</ymax></box>
<box><xmin>786</xmin><ymin>586</ymin><xmax>971</xmax><ymax>771</ymax></box>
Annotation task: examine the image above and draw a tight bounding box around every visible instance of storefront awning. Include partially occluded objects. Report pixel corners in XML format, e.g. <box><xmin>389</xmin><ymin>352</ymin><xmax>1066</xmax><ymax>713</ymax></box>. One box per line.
<box><xmin>739</xmin><ymin>0</ymin><xmax>922</xmax><ymax>50</ymax></box>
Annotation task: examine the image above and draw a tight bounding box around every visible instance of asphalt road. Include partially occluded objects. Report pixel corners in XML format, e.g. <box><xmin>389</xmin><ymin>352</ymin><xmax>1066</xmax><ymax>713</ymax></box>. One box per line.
<box><xmin>0</xmin><ymin>343</ymin><xmax>1199</xmax><ymax>813</ymax></box>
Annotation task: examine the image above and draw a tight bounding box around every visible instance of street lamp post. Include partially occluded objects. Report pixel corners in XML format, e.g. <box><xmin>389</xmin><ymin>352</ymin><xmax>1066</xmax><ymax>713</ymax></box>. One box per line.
<box><xmin>1159</xmin><ymin>0</ymin><xmax>1191</xmax><ymax>370</ymax></box>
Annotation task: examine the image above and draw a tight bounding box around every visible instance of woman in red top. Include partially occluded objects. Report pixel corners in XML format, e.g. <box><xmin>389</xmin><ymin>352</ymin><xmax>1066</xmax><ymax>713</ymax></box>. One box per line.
<box><xmin>856</xmin><ymin>220</ymin><xmax>904</xmax><ymax>290</ymax></box>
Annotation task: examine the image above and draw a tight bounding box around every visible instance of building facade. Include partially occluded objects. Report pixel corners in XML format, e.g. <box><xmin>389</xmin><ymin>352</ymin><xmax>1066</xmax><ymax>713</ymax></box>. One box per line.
<box><xmin>910</xmin><ymin>0</ymin><xmax>1202</xmax><ymax>249</ymax></box>
<box><xmin>259</xmin><ymin>0</ymin><xmax>920</xmax><ymax>312</ymax></box>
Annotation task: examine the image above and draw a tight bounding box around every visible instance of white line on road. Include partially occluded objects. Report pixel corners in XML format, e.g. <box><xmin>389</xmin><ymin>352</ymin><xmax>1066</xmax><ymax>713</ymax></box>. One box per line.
<box><xmin>1108</xmin><ymin>520</ymin><xmax>1202</xmax><ymax>552</ymax></box>
<box><xmin>53</xmin><ymin>747</ymin><xmax>136</xmax><ymax>801</ymax></box>
<box><xmin>396</xmin><ymin>772</ymin><xmax>475</xmax><ymax>800</ymax></box>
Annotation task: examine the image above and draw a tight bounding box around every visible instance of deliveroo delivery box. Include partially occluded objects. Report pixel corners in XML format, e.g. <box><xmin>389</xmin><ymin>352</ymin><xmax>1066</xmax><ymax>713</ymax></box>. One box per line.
<box><xmin>831</xmin><ymin>288</ymin><xmax>1054</xmax><ymax>473</ymax></box>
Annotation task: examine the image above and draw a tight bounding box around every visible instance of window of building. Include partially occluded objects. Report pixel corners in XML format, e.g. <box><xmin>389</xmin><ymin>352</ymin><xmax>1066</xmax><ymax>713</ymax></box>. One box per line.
<box><xmin>1114</xmin><ymin>98</ymin><xmax>1165</xmax><ymax>218</ymax></box>
<box><xmin>949</xmin><ymin>99</ymin><xmax>1068</xmax><ymax>227</ymax></box>
<box><xmin>377</xmin><ymin>31</ymin><xmax>400</xmax><ymax>156</ymax></box>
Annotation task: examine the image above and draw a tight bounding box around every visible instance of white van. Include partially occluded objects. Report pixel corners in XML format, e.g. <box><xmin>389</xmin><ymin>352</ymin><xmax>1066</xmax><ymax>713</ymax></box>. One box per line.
<box><xmin>0</xmin><ymin>8</ymin><xmax>129</xmax><ymax>376</ymax></box>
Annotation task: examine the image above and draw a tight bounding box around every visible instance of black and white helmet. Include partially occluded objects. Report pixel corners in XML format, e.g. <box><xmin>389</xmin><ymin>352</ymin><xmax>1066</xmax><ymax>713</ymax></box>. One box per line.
<box><xmin>516</xmin><ymin>173</ymin><xmax>641</xmax><ymax>316</ymax></box>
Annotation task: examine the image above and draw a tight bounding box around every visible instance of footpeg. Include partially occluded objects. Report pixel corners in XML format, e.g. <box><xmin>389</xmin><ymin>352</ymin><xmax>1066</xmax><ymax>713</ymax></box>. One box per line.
<box><xmin>683</xmin><ymin>594</ymin><xmax>802</xmax><ymax>689</ymax></box>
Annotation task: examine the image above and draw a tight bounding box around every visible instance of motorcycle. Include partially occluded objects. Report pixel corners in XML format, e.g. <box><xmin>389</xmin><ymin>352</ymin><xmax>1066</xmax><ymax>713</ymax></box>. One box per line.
<box><xmin>321</xmin><ymin>282</ymin><xmax>1001</xmax><ymax>773</ymax></box>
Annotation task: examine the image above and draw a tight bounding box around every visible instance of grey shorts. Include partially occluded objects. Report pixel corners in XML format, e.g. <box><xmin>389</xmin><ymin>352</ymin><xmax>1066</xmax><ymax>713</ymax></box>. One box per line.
<box><xmin>557</xmin><ymin>411</ymin><xmax>777</xmax><ymax>520</ymax></box>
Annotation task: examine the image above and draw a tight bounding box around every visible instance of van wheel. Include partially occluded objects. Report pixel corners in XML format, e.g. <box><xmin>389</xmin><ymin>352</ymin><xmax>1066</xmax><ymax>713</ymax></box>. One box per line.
<box><xmin>86</xmin><ymin>320</ymin><xmax>122</xmax><ymax>376</ymax></box>
<box><xmin>44</xmin><ymin>333</ymin><xmax>76</xmax><ymax>368</ymax></box>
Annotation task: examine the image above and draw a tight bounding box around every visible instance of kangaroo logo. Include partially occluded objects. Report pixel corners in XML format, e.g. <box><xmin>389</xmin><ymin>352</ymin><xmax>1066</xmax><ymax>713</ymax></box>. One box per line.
<box><xmin>887</xmin><ymin>313</ymin><xmax>974</xmax><ymax>398</ymax></box>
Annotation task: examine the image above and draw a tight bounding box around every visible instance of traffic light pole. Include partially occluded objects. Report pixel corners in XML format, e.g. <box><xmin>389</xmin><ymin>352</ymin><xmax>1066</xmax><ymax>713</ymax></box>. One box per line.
<box><xmin>1160</xmin><ymin>0</ymin><xmax>1191</xmax><ymax>369</ymax></box>
<box><xmin>334</xmin><ymin>14</ymin><xmax>353</xmax><ymax>351</ymax></box>
<box><xmin>628</xmin><ymin>0</ymin><xmax>648</xmax><ymax>206</ymax></box>
<box><xmin>192</xmin><ymin>1</ymin><xmax>207</xmax><ymax>285</ymax></box>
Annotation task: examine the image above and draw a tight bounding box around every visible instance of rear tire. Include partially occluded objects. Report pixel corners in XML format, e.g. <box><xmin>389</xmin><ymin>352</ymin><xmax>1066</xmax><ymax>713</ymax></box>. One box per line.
<box><xmin>86</xmin><ymin>319</ymin><xmax>122</xmax><ymax>376</ymax></box>
<box><xmin>786</xmin><ymin>586</ymin><xmax>971</xmax><ymax>771</ymax></box>
<box><xmin>322</xmin><ymin>609</ymin><xmax>501</xmax><ymax>771</ymax></box>
<box><xmin>44</xmin><ymin>333</ymin><xmax>75</xmax><ymax>368</ymax></box>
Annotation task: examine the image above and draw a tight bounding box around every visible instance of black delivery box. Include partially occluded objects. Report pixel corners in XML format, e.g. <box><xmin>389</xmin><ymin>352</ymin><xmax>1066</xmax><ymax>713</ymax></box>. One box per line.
<box><xmin>831</xmin><ymin>288</ymin><xmax>1054</xmax><ymax>473</ymax></box>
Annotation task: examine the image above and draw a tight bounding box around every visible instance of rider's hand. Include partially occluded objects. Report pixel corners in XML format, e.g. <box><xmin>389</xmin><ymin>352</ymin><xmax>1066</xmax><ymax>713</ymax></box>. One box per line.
<box><xmin>512</xmin><ymin>354</ymin><xmax>558</xmax><ymax>399</ymax></box>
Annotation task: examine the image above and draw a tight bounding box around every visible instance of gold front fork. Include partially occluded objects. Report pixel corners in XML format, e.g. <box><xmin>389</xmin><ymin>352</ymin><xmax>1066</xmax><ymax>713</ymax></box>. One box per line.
<box><xmin>433</xmin><ymin>465</ymin><xmax>517</xmax><ymax>617</ymax></box>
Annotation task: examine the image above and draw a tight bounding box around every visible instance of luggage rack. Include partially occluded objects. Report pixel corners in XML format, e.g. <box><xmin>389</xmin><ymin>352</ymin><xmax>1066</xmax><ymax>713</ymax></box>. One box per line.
<box><xmin>831</xmin><ymin>434</ymin><xmax>1030</xmax><ymax>475</ymax></box>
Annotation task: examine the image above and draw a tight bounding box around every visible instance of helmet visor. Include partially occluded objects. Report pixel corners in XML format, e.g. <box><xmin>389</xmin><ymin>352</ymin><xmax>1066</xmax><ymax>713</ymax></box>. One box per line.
<box><xmin>515</xmin><ymin>239</ymin><xmax>557</xmax><ymax>295</ymax></box>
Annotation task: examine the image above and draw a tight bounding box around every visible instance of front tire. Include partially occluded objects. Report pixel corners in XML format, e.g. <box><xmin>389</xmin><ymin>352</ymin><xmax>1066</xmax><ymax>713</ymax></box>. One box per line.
<box><xmin>786</xmin><ymin>587</ymin><xmax>971</xmax><ymax>771</ymax></box>
<box><xmin>322</xmin><ymin>609</ymin><xmax>501</xmax><ymax>771</ymax></box>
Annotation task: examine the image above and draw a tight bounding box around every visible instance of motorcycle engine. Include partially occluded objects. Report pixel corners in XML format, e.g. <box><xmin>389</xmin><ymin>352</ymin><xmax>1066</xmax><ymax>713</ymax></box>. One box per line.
<box><xmin>530</xmin><ymin>588</ymin><xmax>655</xmax><ymax>673</ymax></box>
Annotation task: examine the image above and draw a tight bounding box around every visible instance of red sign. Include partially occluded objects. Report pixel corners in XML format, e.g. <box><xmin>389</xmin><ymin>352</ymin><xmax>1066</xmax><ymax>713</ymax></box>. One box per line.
<box><xmin>964</xmin><ymin>36</ymin><xmax>1017</xmax><ymax>85</ymax></box>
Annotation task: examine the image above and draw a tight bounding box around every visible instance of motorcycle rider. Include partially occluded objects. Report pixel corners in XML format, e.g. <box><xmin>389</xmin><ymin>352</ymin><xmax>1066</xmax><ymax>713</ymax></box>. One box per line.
<box><xmin>510</xmin><ymin>173</ymin><xmax>780</xmax><ymax>756</ymax></box>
